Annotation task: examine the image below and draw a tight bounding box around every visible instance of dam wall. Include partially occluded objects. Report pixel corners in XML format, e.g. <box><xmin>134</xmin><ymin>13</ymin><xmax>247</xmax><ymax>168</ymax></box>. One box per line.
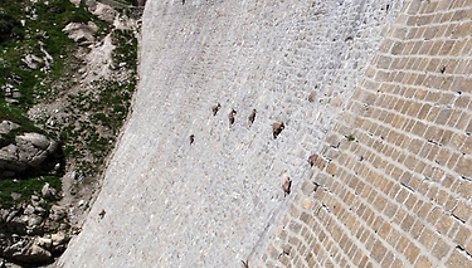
<box><xmin>59</xmin><ymin>0</ymin><xmax>471</xmax><ymax>267</ymax></box>
<box><xmin>260</xmin><ymin>0</ymin><xmax>472</xmax><ymax>267</ymax></box>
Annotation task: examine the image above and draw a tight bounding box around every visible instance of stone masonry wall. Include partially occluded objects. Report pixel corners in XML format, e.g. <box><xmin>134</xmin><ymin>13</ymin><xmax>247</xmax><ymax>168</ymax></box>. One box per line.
<box><xmin>261</xmin><ymin>0</ymin><xmax>472</xmax><ymax>267</ymax></box>
<box><xmin>59</xmin><ymin>0</ymin><xmax>408</xmax><ymax>267</ymax></box>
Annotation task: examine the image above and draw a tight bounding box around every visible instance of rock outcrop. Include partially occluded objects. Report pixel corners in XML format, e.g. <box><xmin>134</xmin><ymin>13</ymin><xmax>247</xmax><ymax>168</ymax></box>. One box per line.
<box><xmin>0</xmin><ymin>121</ymin><xmax>63</xmax><ymax>179</ymax></box>
<box><xmin>0</xmin><ymin>185</ymin><xmax>71</xmax><ymax>265</ymax></box>
<box><xmin>62</xmin><ymin>22</ymin><xmax>98</xmax><ymax>45</ymax></box>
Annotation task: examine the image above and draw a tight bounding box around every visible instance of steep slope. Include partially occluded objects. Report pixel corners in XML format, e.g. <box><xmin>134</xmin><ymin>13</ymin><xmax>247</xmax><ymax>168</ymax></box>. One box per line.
<box><xmin>59</xmin><ymin>0</ymin><xmax>404</xmax><ymax>267</ymax></box>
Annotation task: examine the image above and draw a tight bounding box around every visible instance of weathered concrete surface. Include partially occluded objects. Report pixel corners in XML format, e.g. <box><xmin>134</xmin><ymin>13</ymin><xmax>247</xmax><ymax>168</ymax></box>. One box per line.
<box><xmin>59</xmin><ymin>0</ymin><xmax>404</xmax><ymax>267</ymax></box>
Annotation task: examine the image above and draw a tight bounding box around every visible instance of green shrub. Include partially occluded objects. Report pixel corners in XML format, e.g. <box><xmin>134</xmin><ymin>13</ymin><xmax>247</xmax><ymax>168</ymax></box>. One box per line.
<box><xmin>0</xmin><ymin>13</ymin><xmax>23</xmax><ymax>42</ymax></box>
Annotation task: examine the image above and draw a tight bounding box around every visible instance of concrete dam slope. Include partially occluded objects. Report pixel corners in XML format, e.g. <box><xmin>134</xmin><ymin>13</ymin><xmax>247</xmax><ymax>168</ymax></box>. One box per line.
<box><xmin>60</xmin><ymin>0</ymin><xmax>471</xmax><ymax>267</ymax></box>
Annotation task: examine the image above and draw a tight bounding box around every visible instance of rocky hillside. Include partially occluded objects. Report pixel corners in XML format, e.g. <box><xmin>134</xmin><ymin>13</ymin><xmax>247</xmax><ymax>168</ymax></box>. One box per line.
<box><xmin>0</xmin><ymin>0</ymin><xmax>142</xmax><ymax>266</ymax></box>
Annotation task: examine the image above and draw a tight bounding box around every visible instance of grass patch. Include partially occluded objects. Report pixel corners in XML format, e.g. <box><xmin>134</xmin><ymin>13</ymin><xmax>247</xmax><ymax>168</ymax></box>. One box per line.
<box><xmin>0</xmin><ymin>0</ymin><xmax>138</xmax><ymax>207</ymax></box>
<box><xmin>59</xmin><ymin>77</ymin><xmax>136</xmax><ymax>177</ymax></box>
<box><xmin>0</xmin><ymin>176</ymin><xmax>61</xmax><ymax>208</ymax></box>
<box><xmin>0</xmin><ymin>100</ymin><xmax>38</xmax><ymax>131</ymax></box>
<box><xmin>0</xmin><ymin>0</ymin><xmax>113</xmax><ymax>206</ymax></box>
<box><xmin>0</xmin><ymin>99</ymin><xmax>44</xmax><ymax>147</ymax></box>
<box><xmin>111</xmin><ymin>28</ymin><xmax>138</xmax><ymax>72</ymax></box>
<box><xmin>0</xmin><ymin>0</ymin><xmax>107</xmax><ymax>109</ymax></box>
<box><xmin>56</xmin><ymin>27</ymin><xmax>138</xmax><ymax>178</ymax></box>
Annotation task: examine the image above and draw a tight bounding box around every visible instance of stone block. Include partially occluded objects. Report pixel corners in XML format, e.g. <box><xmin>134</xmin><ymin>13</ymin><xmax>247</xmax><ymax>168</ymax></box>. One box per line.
<box><xmin>405</xmin><ymin>243</ymin><xmax>420</xmax><ymax>264</ymax></box>
<box><xmin>395</xmin><ymin>235</ymin><xmax>410</xmax><ymax>252</ymax></box>
<box><xmin>410</xmin><ymin>221</ymin><xmax>425</xmax><ymax>239</ymax></box>
<box><xmin>435</xmin><ymin>213</ymin><xmax>453</xmax><ymax>235</ymax></box>
<box><xmin>453</xmin><ymin>201</ymin><xmax>472</xmax><ymax>223</ymax></box>
<box><xmin>371</xmin><ymin>240</ymin><xmax>387</xmax><ymax>263</ymax></box>
<box><xmin>447</xmin><ymin>248</ymin><xmax>472</xmax><ymax>267</ymax></box>
<box><xmin>432</xmin><ymin>238</ymin><xmax>451</xmax><ymax>260</ymax></box>
<box><xmin>419</xmin><ymin>228</ymin><xmax>437</xmax><ymax>249</ymax></box>
<box><xmin>456</xmin><ymin>155</ymin><xmax>472</xmax><ymax>178</ymax></box>
<box><xmin>453</xmin><ymin>224</ymin><xmax>471</xmax><ymax>247</ymax></box>
<box><xmin>414</xmin><ymin>256</ymin><xmax>432</xmax><ymax>268</ymax></box>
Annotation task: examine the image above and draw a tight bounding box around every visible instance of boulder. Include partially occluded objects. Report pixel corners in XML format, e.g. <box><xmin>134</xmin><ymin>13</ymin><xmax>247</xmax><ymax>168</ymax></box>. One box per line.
<box><xmin>49</xmin><ymin>205</ymin><xmax>67</xmax><ymax>222</ymax></box>
<box><xmin>51</xmin><ymin>231</ymin><xmax>69</xmax><ymax>247</ymax></box>
<box><xmin>23</xmin><ymin>205</ymin><xmax>35</xmax><ymax>216</ymax></box>
<box><xmin>21</xmin><ymin>54</ymin><xmax>43</xmax><ymax>70</ymax></box>
<box><xmin>27</xmin><ymin>214</ymin><xmax>43</xmax><ymax>227</ymax></box>
<box><xmin>1</xmin><ymin>84</ymin><xmax>22</xmax><ymax>102</ymax></box>
<box><xmin>85</xmin><ymin>0</ymin><xmax>97</xmax><ymax>10</ymax></box>
<box><xmin>89</xmin><ymin>3</ymin><xmax>116</xmax><ymax>22</ymax></box>
<box><xmin>34</xmin><ymin>206</ymin><xmax>47</xmax><ymax>216</ymax></box>
<box><xmin>41</xmin><ymin>183</ymin><xmax>57</xmax><ymax>200</ymax></box>
<box><xmin>16</xmin><ymin>133</ymin><xmax>51</xmax><ymax>151</ymax></box>
<box><xmin>11</xmin><ymin>243</ymin><xmax>52</xmax><ymax>264</ymax></box>
<box><xmin>0</xmin><ymin>121</ymin><xmax>19</xmax><ymax>135</ymax></box>
<box><xmin>62</xmin><ymin>22</ymin><xmax>97</xmax><ymax>45</ymax></box>
<box><xmin>36</xmin><ymin>237</ymin><xmax>52</xmax><ymax>249</ymax></box>
<box><xmin>50</xmin><ymin>231</ymin><xmax>69</xmax><ymax>253</ymax></box>
<box><xmin>0</xmin><ymin>209</ymin><xmax>9</xmax><ymax>222</ymax></box>
<box><xmin>0</xmin><ymin>129</ymin><xmax>64</xmax><ymax>179</ymax></box>
<box><xmin>69</xmin><ymin>0</ymin><xmax>81</xmax><ymax>7</ymax></box>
